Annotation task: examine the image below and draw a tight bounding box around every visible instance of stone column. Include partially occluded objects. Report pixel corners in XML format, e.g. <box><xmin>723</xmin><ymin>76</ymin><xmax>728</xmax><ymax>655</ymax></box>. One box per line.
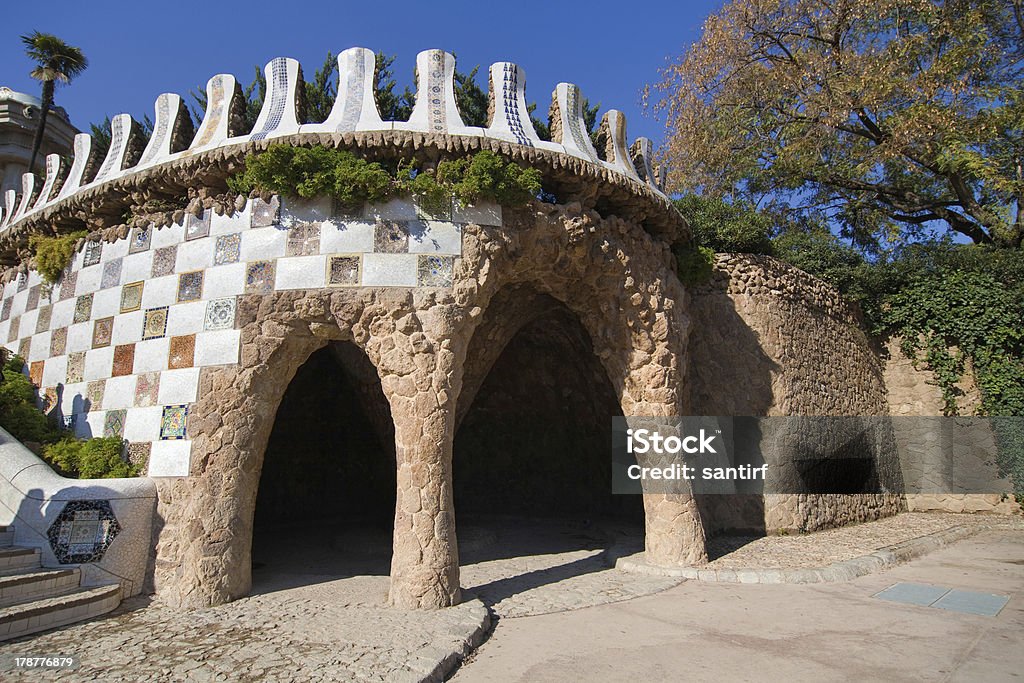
<box><xmin>378</xmin><ymin>320</ymin><xmax>461</xmax><ymax>609</ymax></box>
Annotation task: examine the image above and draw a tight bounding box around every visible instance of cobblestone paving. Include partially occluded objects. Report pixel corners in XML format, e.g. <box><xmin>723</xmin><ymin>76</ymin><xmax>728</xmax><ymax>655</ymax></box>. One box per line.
<box><xmin>705</xmin><ymin>512</ymin><xmax>1024</xmax><ymax>569</ymax></box>
<box><xmin>0</xmin><ymin>519</ymin><xmax>675</xmax><ymax>681</ymax></box>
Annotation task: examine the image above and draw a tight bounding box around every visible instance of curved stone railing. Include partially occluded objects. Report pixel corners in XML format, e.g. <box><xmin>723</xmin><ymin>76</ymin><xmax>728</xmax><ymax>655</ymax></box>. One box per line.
<box><xmin>0</xmin><ymin>427</ymin><xmax>156</xmax><ymax>596</ymax></box>
<box><xmin>0</xmin><ymin>47</ymin><xmax>669</xmax><ymax>235</ymax></box>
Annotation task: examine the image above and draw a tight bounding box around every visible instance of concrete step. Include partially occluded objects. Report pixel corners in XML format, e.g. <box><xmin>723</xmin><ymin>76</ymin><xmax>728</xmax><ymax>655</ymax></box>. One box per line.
<box><xmin>0</xmin><ymin>584</ymin><xmax>121</xmax><ymax>641</ymax></box>
<box><xmin>0</xmin><ymin>568</ymin><xmax>81</xmax><ymax>607</ymax></box>
<box><xmin>0</xmin><ymin>547</ymin><xmax>41</xmax><ymax>574</ymax></box>
<box><xmin>0</xmin><ymin>526</ymin><xmax>13</xmax><ymax>548</ymax></box>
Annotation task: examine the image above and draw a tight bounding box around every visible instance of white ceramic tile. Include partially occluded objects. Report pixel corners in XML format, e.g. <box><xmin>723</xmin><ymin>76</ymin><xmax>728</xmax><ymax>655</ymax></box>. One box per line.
<box><xmin>66</xmin><ymin>322</ymin><xmax>91</xmax><ymax>354</ymax></box>
<box><xmin>75</xmin><ymin>265</ymin><xmax>101</xmax><ymax>295</ymax></box>
<box><xmin>83</xmin><ymin>347</ymin><xmax>115</xmax><ymax>382</ymax></box>
<box><xmin>320</xmin><ymin>220</ymin><xmax>375</xmax><ymax>253</ymax></box>
<box><xmin>50</xmin><ymin>300</ymin><xmax>75</xmax><ymax>330</ymax></box>
<box><xmin>133</xmin><ymin>337</ymin><xmax>170</xmax><ymax>373</ymax></box>
<box><xmin>27</xmin><ymin>331</ymin><xmax>49</xmax><ymax>362</ymax></box>
<box><xmin>103</xmin><ymin>237</ymin><xmax>130</xmax><ymax>261</ymax></box>
<box><xmin>211</xmin><ymin>205</ymin><xmax>250</xmax><ymax>236</ymax></box>
<box><xmin>60</xmin><ymin>382</ymin><xmax>86</xmax><ymax>415</ymax></box>
<box><xmin>148</xmin><ymin>440</ymin><xmax>191</xmax><ymax>477</ymax></box>
<box><xmin>240</xmin><ymin>226</ymin><xmax>287</xmax><ymax>261</ymax></box>
<box><xmin>280</xmin><ymin>196</ymin><xmax>331</xmax><ymax>227</ymax></box>
<box><xmin>140</xmin><ymin>276</ymin><xmax>178</xmax><ymax>310</ymax></box>
<box><xmin>275</xmin><ymin>255</ymin><xmax>327</xmax><ymax>290</ymax></box>
<box><xmin>176</xmin><ymin>238</ymin><xmax>213</xmax><ymax>272</ymax></box>
<box><xmin>195</xmin><ymin>329</ymin><xmax>240</xmax><ymax>366</ymax></box>
<box><xmin>363</xmin><ymin>198</ymin><xmax>418</xmax><ymax>221</ymax></box>
<box><xmin>157</xmin><ymin>367</ymin><xmax>200</xmax><ymax>405</ymax></box>
<box><xmin>123</xmin><ymin>405</ymin><xmax>163</xmax><ymax>442</ymax></box>
<box><xmin>203</xmin><ymin>263</ymin><xmax>246</xmax><ymax>299</ymax></box>
<box><xmin>452</xmin><ymin>199</ymin><xmax>502</xmax><ymax>227</ymax></box>
<box><xmin>103</xmin><ymin>375</ymin><xmax>138</xmax><ymax>410</ymax></box>
<box><xmin>91</xmin><ymin>288</ymin><xmax>121</xmax><ymax>319</ymax></box>
<box><xmin>152</xmin><ymin>222</ymin><xmax>185</xmax><ymax>248</ymax></box>
<box><xmin>166</xmin><ymin>301</ymin><xmax>206</xmax><ymax>336</ymax></box>
<box><xmin>41</xmin><ymin>355</ymin><xmax>67</xmax><ymax>388</ymax></box>
<box><xmin>362</xmin><ymin>253</ymin><xmax>418</xmax><ymax>287</ymax></box>
<box><xmin>111</xmin><ymin>311</ymin><xmax>144</xmax><ymax>345</ymax></box>
<box><xmin>122</xmin><ymin>252</ymin><xmax>153</xmax><ymax>283</ymax></box>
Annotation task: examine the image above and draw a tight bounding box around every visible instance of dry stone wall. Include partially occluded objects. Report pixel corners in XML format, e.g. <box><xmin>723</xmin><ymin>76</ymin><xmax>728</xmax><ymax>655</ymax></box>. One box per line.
<box><xmin>688</xmin><ymin>254</ymin><xmax>905</xmax><ymax>533</ymax></box>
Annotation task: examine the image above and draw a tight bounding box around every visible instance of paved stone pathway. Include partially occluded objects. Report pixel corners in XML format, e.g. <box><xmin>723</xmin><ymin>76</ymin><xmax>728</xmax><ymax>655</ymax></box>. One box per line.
<box><xmin>703</xmin><ymin>512</ymin><xmax>1024</xmax><ymax>569</ymax></box>
<box><xmin>0</xmin><ymin>513</ymin><xmax>1016</xmax><ymax>681</ymax></box>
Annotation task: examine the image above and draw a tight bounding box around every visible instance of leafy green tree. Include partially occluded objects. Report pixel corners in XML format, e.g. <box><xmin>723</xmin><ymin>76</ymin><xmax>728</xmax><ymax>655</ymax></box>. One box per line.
<box><xmin>20</xmin><ymin>31</ymin><xmax>88</xmax><ymax>173</ymax></box>
<box><xmin>88</xmin><ymin>115</ymin><xmax>153</xmax><ymax>168</ymax></box>
<box><xmin>651</xmin><ymin>0</ymin><xmax>1024</xmax><ymax>249</ymax></box>
<box><xmin>374</xmin><ymin>52</ymin><xmax>415</xmax><ymax>121</ymax></box>
<box><xmin>304</xmin><ymin>52</ymin><xmax>337</xmax><ymax>124</ymax></box>
<box><xmin>675</xmin><ymin>194</ymin><xmax>776</xmax><ymax>254</ymax></box>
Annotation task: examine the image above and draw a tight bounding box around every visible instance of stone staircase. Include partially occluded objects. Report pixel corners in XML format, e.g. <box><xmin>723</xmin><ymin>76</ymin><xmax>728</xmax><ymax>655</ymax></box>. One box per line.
<box><xmin>0</xmin><ymin>525</ymin><xmax>121</xmax><ymax>641</ymax></box>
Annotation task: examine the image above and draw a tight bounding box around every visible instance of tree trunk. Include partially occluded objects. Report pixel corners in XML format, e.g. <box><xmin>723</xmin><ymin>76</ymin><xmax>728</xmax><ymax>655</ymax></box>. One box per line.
<box><xmin>27</xmin><ymin>80</ymin><xmax>54</xmax><ymax>174</ymax></box>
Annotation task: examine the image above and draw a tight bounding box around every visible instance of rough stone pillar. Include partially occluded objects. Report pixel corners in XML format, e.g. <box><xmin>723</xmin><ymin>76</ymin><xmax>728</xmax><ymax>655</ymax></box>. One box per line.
<box><xmin>379</xmin><ymin>318</ymin><xmax>461</xmax><ymax>609</ymax></box>
<box><xmin>643</xmin><ymin>493</ymin><xmax>708</xmax><ymax>565</ymax></box>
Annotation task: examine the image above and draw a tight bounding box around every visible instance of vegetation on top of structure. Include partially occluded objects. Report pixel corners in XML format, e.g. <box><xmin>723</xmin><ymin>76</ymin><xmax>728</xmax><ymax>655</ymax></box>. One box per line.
<box><xmin>227</xmin><ymin>145</ymin><xmax>543</xmax><ymax>214</ymax></box>
<box><xmin>29</xmin><ymin>230</ymin><xmax>87</xmax><ymax>285</ymax></box>
<box><xmin>0</xmin><ymin>352</ymin><xmax>138</xmax><ymax>479</ymax></box>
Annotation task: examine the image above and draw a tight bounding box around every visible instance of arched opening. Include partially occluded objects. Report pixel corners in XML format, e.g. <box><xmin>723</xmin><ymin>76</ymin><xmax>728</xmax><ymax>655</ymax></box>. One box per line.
<box><xmin>251</xmin><ymin>341</ymin><xmax>396</xmax><ymax>592</ymax></box>
<box><xmin>454</xmin><ymin>287</ymin><xmax>644</xmax><ymax>607</ymax></box>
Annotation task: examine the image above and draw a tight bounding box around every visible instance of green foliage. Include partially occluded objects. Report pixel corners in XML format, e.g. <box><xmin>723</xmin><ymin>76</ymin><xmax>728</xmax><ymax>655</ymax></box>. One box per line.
<box><xmin>671</xmin><ymin>243</ymin><xmax>716</xmax><ymax>286</ymax></box>
<box><xmin>652</xmin><ymin>0</ymin><xmax>1024</xmax><ymax>248</ymax></box>
<box><xmin>675</xmin><ymin>194</ymin><xmax>775</xmax><ymax>254</ymax></box>
<box><xmin>304</xmin><ymin>52</ymin><xmax>337</xmax><ymax>124</ymax></box>
<box><xmin>29</xmin><ymin>230</ymin><xmax>87</xmax><ymax>285</ymax></box>
<box><xmin>0</xmin><ymin>351</ymin><xmax>137</xmax><ymax>478</ymax></box>
<box><xmin>374</xmin><ymin>52</ymin><xmax>415</xmax><ymax>121</ymax></box>
<box><xmin>435</xmin><ymin>151</ymin><xmax>543</xmax><ymax>207</ymax></box>
<box><xmin>227</xmin><ymin>145</ymin><xmax>396</xmax><ymax>211</ymax></box>
<box><xmin>0</xmin><ymin>355</ymin><xmax>59</xmax><ymax>444</ymax></box>
<box><xmin>454</xmin><ymin>65</ymin><xmax>488</xmax><ymax>128</ymax></box>
<box><xmin>229</xmin><ymin>145</ymin><xmax>542</xmax><ymax>212</ymax></box>
<box><xmin>43</xmin><ymin>437</ymin><xmax>137</xmax><ymax>479</ymax></box>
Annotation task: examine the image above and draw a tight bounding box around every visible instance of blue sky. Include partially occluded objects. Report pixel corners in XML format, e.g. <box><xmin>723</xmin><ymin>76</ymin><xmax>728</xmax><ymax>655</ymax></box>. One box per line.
<box><xmin>3</xmin><ymin>0</ymin><xmax>723</xmax><ymax>147</ymax></box>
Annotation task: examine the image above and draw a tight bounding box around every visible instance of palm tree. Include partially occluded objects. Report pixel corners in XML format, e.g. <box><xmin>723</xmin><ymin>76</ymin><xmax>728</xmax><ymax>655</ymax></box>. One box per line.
<box><xmin>21</xmin><ymin>31</ymin><xmax>88</xmax><ymax>173</ymax></box>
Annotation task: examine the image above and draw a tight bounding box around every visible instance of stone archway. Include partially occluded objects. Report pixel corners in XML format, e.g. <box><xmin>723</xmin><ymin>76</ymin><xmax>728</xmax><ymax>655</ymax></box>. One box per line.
<box><xmin>251</xmin><ymin>341</ymin><xmax>396</xmax><ymax>588</ymax></box>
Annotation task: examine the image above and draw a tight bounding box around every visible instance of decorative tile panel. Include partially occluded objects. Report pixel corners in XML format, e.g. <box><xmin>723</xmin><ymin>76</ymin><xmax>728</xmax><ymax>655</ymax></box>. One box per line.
<box><xmin>251</xmin><ymin>197</ymin><xmax>280</xmax><ymax>227</ymax></box>
<box><xmin>374</xmin><ymin>220</ymin><xmax>410</xmax><ymax>253</ymax></box>
<box><xmin>120</xmin><ymin>282</ymin><xmax>144</xmax><ymax>313</ymax></box>
<box><xmin>245</xmin><ymin>260</ymin><xmax>276</xmax><ymax>294</ymax></box>
<box><xmin>128</xmin><ymin>225</ymin><xmax>152</xmax><ymax>254</ymax></box>
<box><xmin>286</xmin><ymin>223</ymin><xmax>321</xmax><ymax>256</ymax></box>
<box><xmin>66</xmin><ymin>352</ymin><xmax>85</xmax><ymax>383</ymax></box>
<box><xmin>17</xmin><ymin>273</ymin><xmax>27</xmax><ymax>292</ymax></box>
<box><xmin>50</xmin><ymin>326</ymin><xmax>68</xmax><ymax>356</ymax></box>
<box><xmin>418</xmin><ymin>255</ymin><xmax>455</xmax><ymax>287</ymax></box>
<box><xmin>143</xmin><ymin>307</ymin><xmax>169</xmax><ymax>340</ymax></box>
<box><xmin>1</xmin><ymin>298</ymin><xmax>12</xmax><ymax>322</ymax></box>
<box><xmin>112</xmin><ymin>344</ymin><xmax>135</xmax><ymax>377</ymax></box>
<box><xmin>204</xmin><ymin>298</ymin><xmax>236</xmax><ymax>331</ymax></box>
<box><xmin>152</xmin><ymin>245</ymin><xmax>177</xmax><ymax>277</ymax></box>
<box><xmin>135</xmin><ymin>372</ymin><xmax>160</xmax><ymax>407</ymax></box>
<box><xmin>101</xmin><ymin>258</ymin><xmax>123</xmax><ymax>290</ymax></box>
<box><xmin>104</xmin><ymin>408</ymin><xmax>127</xmax><ymax>438</ymax></box>
<box><xmin>59</xmin><ymin>271</ymin><xmax>77</xmax><ymax>301</ymax></box>
<box><xmin>35</xmin><ymin>305</ymin><xmax>52</xmax><ymax>333</ymax></box>
<box><xmin>92</xmin><ymin>317</ymin><xmax>114</xmax><ymax>348</ymax></box>
<box><xmin>185</xmin><ymin>211</ymin><xmax>210</xmax><ymax>241</ymax></box>
<box><xmin>168</xmin><ymin>334</ymin><xmax>196</xmax><ymax>369</ymax></box>
<box><xmin>6</xmin><ymin>316</ymin><xmax>19</xmax><ymax>343</ymax></box>
<box><xmin>214</xmin><ymin>234</ymin><xmax>241</xmax><ymax>265</ymax></box>
<box><xmin>83</xmin><ymin>241</ymin><xmax>103</xmax><ymax>267</ymax></box>
<box><xmin>73</xmin><ymin>294</ymin><xmax>93</xmax><ymax>323</ymax></box>
<box><xmin>327</xmin><ymin>255</ymin><xmax>361</xmax><ymax>286</ymax></box>
<box><xmin>25</xmin><ymin>285</ymin><xmax>40</xmax><ymax>311</ymax></box>
<box><xmin>46</xmin><ymin>500</ymin><xmax>121</xmax><ymax>564</ymax></box>
<box><xmin>86</xmin><ymin>379</ymin><xmax>105</xmax><ymax>411</ymax></box>
<box><xmin>17</xmin><ymin>337</ymin><xmax>30</xmax><ymax>361</ymax></box>
<box><xmin>126</xmin><ymin>442</ymin><xmax>151</xmax><ymax>471</ymax></box>
<box><xmin>177</xmin><ymin>271</ymin><xmax>204</xmax><ymax>302</ymax></box>
<box><xmin>160</xmin><ymin>404</ymin><xmax>188</xmax><ymax>440</ymax></box>
<box><xmin>29</xmin><ymin>360</ymin><xmax>44</xmax><ymax>387</ymax></box>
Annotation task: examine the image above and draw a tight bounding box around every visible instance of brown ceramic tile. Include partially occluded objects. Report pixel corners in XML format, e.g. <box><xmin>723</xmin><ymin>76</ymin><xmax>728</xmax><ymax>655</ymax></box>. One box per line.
<box><xmin>112</xmin><ymin>343</ymin><xmax>136</xmax><ymax>377</ymax></box>
<box><xmin>168</xmin><ymin>334</ymin><xmax>195</xmax><ymax>370</ymax></box>
<box><xmin>58</xmin><ymin>271</ymin><xmax>77</xmax><ymax>301</ymax></box>
<box><xmin>7</xmin><ymin>315</ymin><xmax>19</xmax><ymax>343</ymax></box>
<box><xmin>17</xmin><ymin>337</ymin><xmax>30</xmax><ymax>362</ymax></box>
<box><xmin>86</xmin><ymin>379</ymin><xmax>105</xmax><ymax>411</ymax></box>
<box><xmin>35</xmin><ymin>304</ymin><xmax>52</xmax><ymax>333</ymax></box>
<box><xmin>29</xmin><ymin>360</ymin><xmax>43</xmax><ymax>387</ymax></box>
<box><xmin>66</xmin><ymin>351</ymin><xmax>85</xmax><ymax>383</ymax></box>
<box><xmin>152</xmin><ymin>245</ymin><xmax>178</xmax><ymax>277</ymax></box>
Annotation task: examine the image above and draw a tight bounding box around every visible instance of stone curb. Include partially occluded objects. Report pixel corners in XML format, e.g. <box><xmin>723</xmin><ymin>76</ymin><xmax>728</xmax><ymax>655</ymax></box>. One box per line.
<box><xmin>615</xmin><ymin>523</ymin><xmax>985</xmax><ymax>584</ymax></box>
<box><xmin>400</xmin><ymin>597</ymin><xmax>492</xmax><ymax>683</ymax></box>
